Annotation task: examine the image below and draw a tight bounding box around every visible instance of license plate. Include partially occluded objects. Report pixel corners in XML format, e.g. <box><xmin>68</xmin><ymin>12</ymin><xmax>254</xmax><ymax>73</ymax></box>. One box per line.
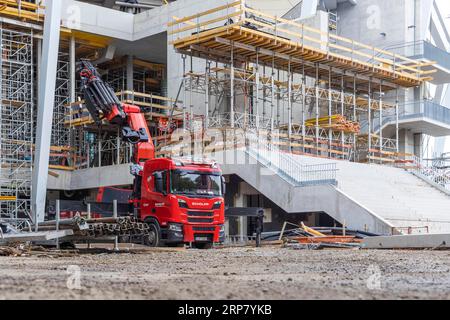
<box><xmin>195</xmin><ymin>237</ymin><xmax>209</xmax><ymax>241</ymax></box>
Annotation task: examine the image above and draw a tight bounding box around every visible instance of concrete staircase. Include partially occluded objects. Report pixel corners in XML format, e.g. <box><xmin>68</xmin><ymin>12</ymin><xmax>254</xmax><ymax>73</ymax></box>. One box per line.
<box><xmin>288</xmin><ymin>154</ymin><xmax>450</xmax><ymax>233</ymax></box>
<box><xmin>219</xmin><ymin>147</ymin><xmax>450</xmax><ymax>235</ymax></box>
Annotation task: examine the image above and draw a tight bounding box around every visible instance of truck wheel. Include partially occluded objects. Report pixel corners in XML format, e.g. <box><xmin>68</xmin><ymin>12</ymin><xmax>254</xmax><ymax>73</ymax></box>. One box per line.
<box><xmin>193</xmin><ymin>242</ymin><xmax>213</xmax><ymax>250</ymax></box>
<box><xmin>144</xmin><ymin>219</ymin><xmax>161</xmax><ymax>247</ymax></box>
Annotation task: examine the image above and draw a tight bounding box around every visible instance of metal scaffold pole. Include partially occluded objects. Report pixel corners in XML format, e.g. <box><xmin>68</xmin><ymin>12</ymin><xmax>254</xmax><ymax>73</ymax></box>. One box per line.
<box><xmin>288</xmin><ymin>59</ymin><xmax>292</xmax><ymax>148</ymax></box>
<box><xmin>182</xmin><ymin>54</ymin><xmax>187</xmax><ymax>130</ymax></box>
<box><xmin>368</xmin><ymin>78</ymin><xmax>372</xmax><ymax>162</ymax></box>
<box><xmin>341</xmin><ymin>75</ymin><xmax>345</xmax><ymax>158</ymax></box>
<box><xmin>315</xmin><ymin>64</ymin><xmax>320</xmax><ymax>155</ymax></box>
<box><xmin>328</xmin><ymin>67</ymin><xmax>332</xmax><ymax>157</ymax></box>
<box><xmin>255</xmin><ymin>49</ymin><xmax>260</xmax><ymax>130</ymax></box>
<box><xmin>379</xmin><ymin>81</ymin><xmax>383</xmax><ymax>159</ymax></box>
<box><xmin>230</xmin><ymin>43</ymin><xmax>235</xmax><ymax>128</ymax></box>
<box><xmin>270</xmin><ymin>56</ymin><xmax>275</xmax><ymax>131</ymax></box>
<box><xmin>353</xmin><ymin>75</ymin><xmax>357</xmax><ymax>160</ymax></box>
<box><xmin>301</xmin><ymin>62</ymin><xmax>306</xmax><ymax>154</ymax></box>
<box><xmin>396</xmin><ymin>87</ymin><xmax>399</xmax><ymax>153</ymax></box>
<box><xmin>205</xmin><ymin>59</ymin><xmax>210</xmax><ymax>130</ymax></box>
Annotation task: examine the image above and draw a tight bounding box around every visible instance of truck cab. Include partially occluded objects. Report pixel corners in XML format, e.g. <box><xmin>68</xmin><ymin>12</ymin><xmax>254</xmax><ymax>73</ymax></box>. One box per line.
<box><xmin>139</xmin><ymin>157</ymin><xmax>226</xmax><ymax>248</ymax></box>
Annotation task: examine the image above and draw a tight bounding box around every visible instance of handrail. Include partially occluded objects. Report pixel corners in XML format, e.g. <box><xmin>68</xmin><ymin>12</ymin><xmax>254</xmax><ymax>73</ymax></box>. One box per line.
<box><xmin>245</xmin><ymin>133</ymin><xmax>338</xmax><ymax>187</ymax></box>
<box><xmin>407</xmin><ymin>155</ymin><xmax>450</xmax><ymax>194</ymax></box>
<box><xmin>361</xmin><ymin>100</ymin><xmax>450</xmax><ymax>134</ymax></box>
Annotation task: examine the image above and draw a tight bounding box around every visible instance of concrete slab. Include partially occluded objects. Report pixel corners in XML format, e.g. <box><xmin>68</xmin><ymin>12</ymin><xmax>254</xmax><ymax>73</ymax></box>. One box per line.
<box><xmin>0</xmin><ymin>230</ymin><xmax>74</xmax><ymax>243</ymax></box>
<box><xmin>362</xmin><ymin>233</ymin><xmax>450</xmax><ymax>249</ymax></box>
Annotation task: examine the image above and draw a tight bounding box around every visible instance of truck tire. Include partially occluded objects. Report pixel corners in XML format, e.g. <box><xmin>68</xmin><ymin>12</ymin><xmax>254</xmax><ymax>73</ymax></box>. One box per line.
<box><xmin>193</xmin><ymin>242</ymin><xmax>213</xmax><ymax>250</ymax></box>
<box><xmin>144</xmin><ymin>218</ymin><xmax>161</xmax><ymax>247</ymax></box>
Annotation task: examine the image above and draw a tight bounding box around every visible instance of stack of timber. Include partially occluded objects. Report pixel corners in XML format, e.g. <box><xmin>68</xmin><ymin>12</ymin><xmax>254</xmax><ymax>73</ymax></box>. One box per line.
<box><xmin>305</xmin><ymin>115</ymin><xmax>360</xmax><ymax>134</ymax></box>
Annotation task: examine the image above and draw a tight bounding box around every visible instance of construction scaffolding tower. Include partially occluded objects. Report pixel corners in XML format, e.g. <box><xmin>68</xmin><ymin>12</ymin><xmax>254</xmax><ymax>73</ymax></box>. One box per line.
<box><xmin>52</xmin><ymin>52</ymin><xmax>71</xmax><ymax>148</ymax></box>
<box><xmin>167</xmin><ymin>1</ymin><xmax>433</xmax><ymax>163</ymax></box>
<box><xmin>0</xmin><ymin>26</ymin><xmax>34</xmax><ymax>220</ymax></box>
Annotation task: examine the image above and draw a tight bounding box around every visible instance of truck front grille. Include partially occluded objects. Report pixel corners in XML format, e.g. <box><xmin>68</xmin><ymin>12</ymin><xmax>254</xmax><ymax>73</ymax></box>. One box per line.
<box><xmin>187</xmin><ymin>211</ymin><xmax>213</xmax><ymax>217</ymax></box>
<box><xmin>188</xmin><ymin>217</ymin><xmax>214</xmax><ymax>223</ymax></box>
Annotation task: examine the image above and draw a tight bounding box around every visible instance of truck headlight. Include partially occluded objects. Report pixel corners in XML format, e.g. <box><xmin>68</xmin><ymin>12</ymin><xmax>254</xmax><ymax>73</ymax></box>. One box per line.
<box><xmin>212</xmin><ymin>201</ymin><xmax>222</xmax><ymax>209</ymax></box>
<box><xmin>168</xmin><ymin>223</ymin><xmax>183</xmax><ymax>232</ymax></box>
<box><xmin>178</xmin><ymin>199</ymin><xmax>188</xmax><ymax>208</ymax></box>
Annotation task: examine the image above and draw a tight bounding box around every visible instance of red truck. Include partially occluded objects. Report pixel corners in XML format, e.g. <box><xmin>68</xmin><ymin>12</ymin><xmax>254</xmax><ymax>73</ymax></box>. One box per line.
<box><xmin>79</xmin><ymin>60</ymin><xmax>225</xmax><ymax>248</ymax></box>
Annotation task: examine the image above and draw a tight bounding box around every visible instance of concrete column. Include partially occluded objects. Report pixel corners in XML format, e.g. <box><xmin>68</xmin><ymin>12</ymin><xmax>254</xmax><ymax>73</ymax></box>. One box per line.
<box><xmin>126</xmin><ymin>55</ymin><xmax>134</xmax><ymax>93</ymax></box>
<box><xmin>31</xmin><ymin>0</ymin><xmax>62</xmax><ymax>224</ymax></box>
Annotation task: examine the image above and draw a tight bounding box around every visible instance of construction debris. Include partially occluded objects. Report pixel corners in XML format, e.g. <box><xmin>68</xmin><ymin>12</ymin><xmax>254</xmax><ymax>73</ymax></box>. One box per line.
<box><xmin>284</xmin><ymin>242</ymin><xmax>361</xmax><ymax>250</ymax></box>
<box><xmin>268</xmin><ymin>221</ymin><xmax>375</xmax><ymax>250</ymax></box>
<box><xmin>0</xmin><ymin>243</ymin><xmax>76</xmax><ymax>257</ymax></box>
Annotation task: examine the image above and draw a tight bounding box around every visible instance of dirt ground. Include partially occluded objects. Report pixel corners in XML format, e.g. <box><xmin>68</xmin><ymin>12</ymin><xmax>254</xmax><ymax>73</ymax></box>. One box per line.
<box><xmin>0</xmin><ymin>246</ymin><xmax>450</xmax><ymax>300</ymax></box>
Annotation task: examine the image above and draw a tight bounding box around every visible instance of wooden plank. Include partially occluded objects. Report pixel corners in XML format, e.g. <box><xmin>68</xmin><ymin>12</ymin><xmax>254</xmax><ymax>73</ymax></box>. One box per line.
<box><xmin>48</xmin><ymin>165</ymin><xmax>76</xmax><ymax>171</ymax></box>
<box><xmin>294</xmin><ymin>236</ymin><xmax>360</xmax><ymax>244</ymax></box>
<box><xmin>0</xmin><ymin>196</ymin><xmax>17</xmax><ymax>201</ymax></box>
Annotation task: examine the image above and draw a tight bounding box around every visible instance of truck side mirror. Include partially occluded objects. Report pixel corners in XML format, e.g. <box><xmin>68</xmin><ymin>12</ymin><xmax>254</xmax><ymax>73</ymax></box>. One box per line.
<box><xmin>221</xmin><ymin>176</ymin><xmax>226</xmax><ymax>196</ymax></box>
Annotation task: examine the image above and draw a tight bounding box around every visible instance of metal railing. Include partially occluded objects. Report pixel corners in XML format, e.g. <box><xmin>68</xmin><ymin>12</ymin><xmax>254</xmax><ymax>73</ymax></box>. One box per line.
<box><xmin>360</xmin><ymin>100</ymin><xmax>450</xmax><ymax>133</ymax></box>
<box><xmin>245</xmin><ymin>133</ymin><xmax>338</xmax><ymax>187</ymax></box>
<box><xmin>209</xmin><ymin>112</ymin><xmax>273</xmax><ymax>130</ymax></box>
<box><xmin>384</xmin><ymin>40</ymin><xmax>450</xmax><ymax>71</ymax></box>
<box><xmin>407</xmin><ymin>155</ymin><xmax>450</xmax><ymax>194</ymax></box>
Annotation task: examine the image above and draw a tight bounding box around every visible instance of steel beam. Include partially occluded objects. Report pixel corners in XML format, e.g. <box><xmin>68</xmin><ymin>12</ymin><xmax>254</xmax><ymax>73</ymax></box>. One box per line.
<box><xmin>31</xmin><ymin>0</ymin><xmax>62</xmax><ymax>224</ymax></box>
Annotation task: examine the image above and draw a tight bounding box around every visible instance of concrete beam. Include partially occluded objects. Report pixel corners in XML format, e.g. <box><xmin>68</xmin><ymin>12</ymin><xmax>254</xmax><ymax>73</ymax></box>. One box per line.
<box><xmin>32</xmin><ymin>0</ymin><xmax>62</xmax><ymax>224</ymax></box>
<box><xmin>363</xmin><ymin>233</ymin><xmax>450</xmax><ymax>249</ymax></box>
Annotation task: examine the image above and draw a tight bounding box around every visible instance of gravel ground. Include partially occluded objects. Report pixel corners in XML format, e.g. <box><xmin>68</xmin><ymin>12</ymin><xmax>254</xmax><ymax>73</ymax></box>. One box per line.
<box><xmin>0</xmin><ymin>247</ymin><xmax>450</xmax><ymax>300</ymax></box>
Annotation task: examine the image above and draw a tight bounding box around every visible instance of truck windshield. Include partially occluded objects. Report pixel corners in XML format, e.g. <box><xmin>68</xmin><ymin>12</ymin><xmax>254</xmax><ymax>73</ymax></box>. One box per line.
<box><xmin>171</xmin><ymin>170</ymin><xmax>222</xmax><ymax>197</ymax></box>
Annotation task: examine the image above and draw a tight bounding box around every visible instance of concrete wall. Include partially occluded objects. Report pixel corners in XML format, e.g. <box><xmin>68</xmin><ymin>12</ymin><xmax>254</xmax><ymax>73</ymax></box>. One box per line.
<box><xmin>246</xmin><ymin>0</ymin><xmax>301</xmax><ymax>17</ymax></box>
<box><xmin>61</xmin><ymin>0</ymin><xmax>134</xmax><ymax>40</ymax></box>
<box><xmin>337</xmin><ymin>0</ymin><xmax>410</xmax><ymax>50</ymax></box>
